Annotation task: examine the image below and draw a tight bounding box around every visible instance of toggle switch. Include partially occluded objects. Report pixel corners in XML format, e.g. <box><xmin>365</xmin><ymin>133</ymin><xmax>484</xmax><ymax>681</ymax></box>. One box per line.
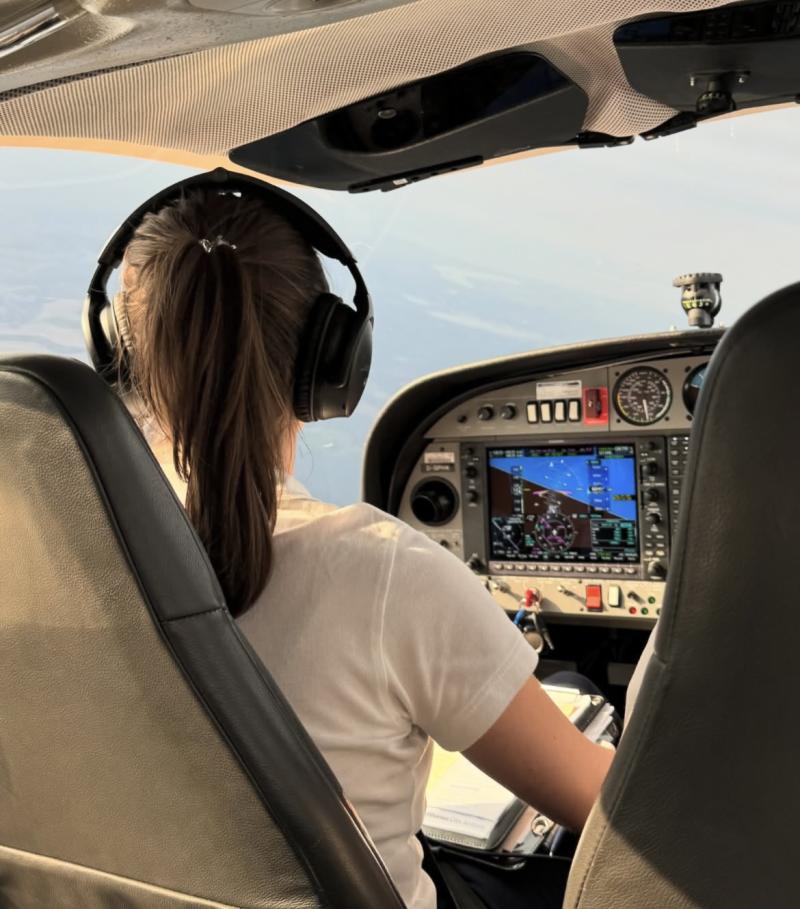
<box><xmin>585</xmin><ymin>584</ymin><xmax>603</xmax><ymax>611</ymax></box>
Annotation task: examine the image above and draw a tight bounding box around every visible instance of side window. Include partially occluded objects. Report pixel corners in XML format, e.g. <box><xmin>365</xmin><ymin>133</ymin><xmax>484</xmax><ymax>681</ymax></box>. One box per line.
<box><xmin>0</xmin><ymin>152</ymin><xmax>198</xmax><ymax>362</ymax></box>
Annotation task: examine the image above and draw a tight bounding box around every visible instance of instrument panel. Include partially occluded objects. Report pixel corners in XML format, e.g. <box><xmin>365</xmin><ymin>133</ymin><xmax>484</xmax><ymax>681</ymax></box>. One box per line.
<box><xmin>397</xmin><ymin>353</ymin><xmax>708</xmax><ymax>628</ymax></box>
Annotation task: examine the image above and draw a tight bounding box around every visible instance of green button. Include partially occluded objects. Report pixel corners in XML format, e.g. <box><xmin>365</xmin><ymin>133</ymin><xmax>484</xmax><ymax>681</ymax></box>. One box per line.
<box><xmin>648</xmin><ymin>596</ymin><xmax>656</xmax><ymax>605</ymax></box>
<box><xmin>656</xmin><ymin>608</ymin><xmax>661</xmax><ymax>615</ymax></box>
<box><xmin>642</xmin><ymin>607</ymin><xmax>649</xmax><ymax>615</ymax></box>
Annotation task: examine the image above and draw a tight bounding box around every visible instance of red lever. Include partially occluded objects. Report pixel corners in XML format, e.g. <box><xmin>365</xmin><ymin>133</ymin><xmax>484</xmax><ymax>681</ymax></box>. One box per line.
<box><xmin>524</xmin><ymin>588</ymin><xmax>539</xmax><ymax>608</ymax></box>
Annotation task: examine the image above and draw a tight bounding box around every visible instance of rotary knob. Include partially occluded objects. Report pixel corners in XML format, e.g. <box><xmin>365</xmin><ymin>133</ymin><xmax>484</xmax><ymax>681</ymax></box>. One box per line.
<box><xmin>477</xmin><ymin>405</ymin><xmax>494</xmax><ymax>421</ymax></box>
<box><xmin>500</xmin><ymin>404</ymin><xmax>517</xmax><ymax>420</ymax></box>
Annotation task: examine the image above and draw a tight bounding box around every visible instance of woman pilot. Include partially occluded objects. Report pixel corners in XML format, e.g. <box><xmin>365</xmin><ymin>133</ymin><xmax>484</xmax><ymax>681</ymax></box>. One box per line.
<box><xmin>85</xmin><ymin>172</ymin><xmax>614</xmax><ymax>909</ymax></box>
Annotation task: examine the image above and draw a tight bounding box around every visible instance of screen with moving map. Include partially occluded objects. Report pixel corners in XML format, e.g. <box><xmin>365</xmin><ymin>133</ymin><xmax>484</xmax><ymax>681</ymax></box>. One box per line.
<box><xmin>487</xmin><ymin>444</ymin><xmax>639</xmax><ymax>563</ymax></box>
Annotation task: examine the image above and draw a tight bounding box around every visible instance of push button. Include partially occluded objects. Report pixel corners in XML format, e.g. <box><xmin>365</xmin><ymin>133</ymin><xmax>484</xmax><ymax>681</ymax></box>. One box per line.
<box><xmin>585</xmin><ymin>585</ymin><xmax>603</xmax><ymax>611</ymax></box>
<box><xmin>608</xmin><ymin>585</ymin><xmax>622</xmax><ymax>608</ymax></box>
<box><xmin>526</xmin><ymin>402</ymin><xmax>539</xmax><ymax>423</ymax></box>
<box><xmin>539</xmin><ymin>401</ymin><xmax>553</xmax><ymax>422</ymax></box>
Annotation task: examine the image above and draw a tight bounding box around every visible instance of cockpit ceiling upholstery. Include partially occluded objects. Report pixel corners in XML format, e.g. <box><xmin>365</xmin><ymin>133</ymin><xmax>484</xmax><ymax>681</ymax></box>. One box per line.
<box><xmin>0</xmin><ymin>0</ymin><xmax>737</xmax><ymax>159</ymax></box>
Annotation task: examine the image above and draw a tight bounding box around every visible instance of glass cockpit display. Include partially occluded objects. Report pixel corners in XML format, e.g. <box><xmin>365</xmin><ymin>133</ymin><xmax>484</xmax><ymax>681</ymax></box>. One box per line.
<box><xmin>488</xmin><ymin>444</ymin><xmax>639</xmax><ymax>564</ymax></box>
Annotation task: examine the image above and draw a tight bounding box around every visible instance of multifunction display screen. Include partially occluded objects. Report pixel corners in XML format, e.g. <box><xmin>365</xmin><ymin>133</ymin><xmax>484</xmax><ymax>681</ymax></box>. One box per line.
<box><xmin>487</xmin><ymin>444</ymin><xmax>639</xmax><ymax>564</ymax></box>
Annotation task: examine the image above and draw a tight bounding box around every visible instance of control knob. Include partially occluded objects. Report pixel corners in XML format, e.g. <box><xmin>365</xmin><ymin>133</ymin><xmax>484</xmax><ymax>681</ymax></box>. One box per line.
<box><xmin>646</xmin><ymin>512</ymin><xmax>662</xmax><ymax>525</ymax></box>
<box><xmin>643</xmin><ymin>462</ymin><xmax>658</xmax><ymax>477</ymax></box>
<box><xmin>647</xmin><ymin>560</ymin><xmax>667</xmax><ymax>580</ymax></box>
<box><xmin>466</xmin><ymin>554</ymin><xmax>484</xmax><ymax>572</ymax></box>
<box><xmin>477</xmin><ymin>405</ymin><xmax>494</xmax><ymax>421</ymax></box>
<box><xmin>466</xmin><ymin>490</ymin><xmax>480</xmax><ymax>505</ymax></box>
<box><xmin>500</xmin><ymin>404</ymin><xmax>517</xmax><ymax>420</ymax></box>
<box><xmin>645</xmin><ymin>488</ymin><xmax>660</xmax><ymax>503</ymax></box>
<box><xmin>465</xmin><ymin>465</ymin><xmax>478</xmax><ymax>479</ymax></box>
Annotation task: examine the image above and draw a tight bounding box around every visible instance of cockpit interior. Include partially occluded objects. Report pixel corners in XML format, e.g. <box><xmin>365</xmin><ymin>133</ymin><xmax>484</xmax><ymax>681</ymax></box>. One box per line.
<box><xmin>2</xmin><ymin>1</ymin><xmax>800</xmax><ymax>908</ymax></box>
<box><xmin>365</xmin><ymin>320</ymin><xmax>721</xmax><ymax>711</ymax></box>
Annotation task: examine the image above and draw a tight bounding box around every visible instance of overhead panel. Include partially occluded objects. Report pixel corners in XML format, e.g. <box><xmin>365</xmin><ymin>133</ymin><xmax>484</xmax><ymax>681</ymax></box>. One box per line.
<box><xmin>230</xmin><ymin>51</ymin><xmax>588</xmax><ymax>191</ymax></box>
<box><xmin>615</xmin><ymin>1</ymin><xmax>800</xmax><ymax>123</ymax></box>
<box><xmin>0</xmin><ymin>1</ymin><xmax>738</xmax><ymax>160</ymax></box>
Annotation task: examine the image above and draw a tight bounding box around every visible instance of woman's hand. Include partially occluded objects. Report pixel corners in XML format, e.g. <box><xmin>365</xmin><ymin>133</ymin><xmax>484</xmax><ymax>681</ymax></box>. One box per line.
<box><xmin>463</xmin><ymin>676</ymin><xmax>615</xmax><ymax>832</ymax></box>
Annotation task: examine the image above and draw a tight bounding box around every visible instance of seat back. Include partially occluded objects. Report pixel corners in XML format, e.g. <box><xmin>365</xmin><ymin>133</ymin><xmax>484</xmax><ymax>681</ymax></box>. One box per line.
<box><xmin>0</xmin><ymin>355</ymin><xmax>405</xmax><ymax>909</ymax></box>
<box><xmin>564</xmin><ymin>283</ymin><xmax>800</xmax><ymax>908</ymax></box>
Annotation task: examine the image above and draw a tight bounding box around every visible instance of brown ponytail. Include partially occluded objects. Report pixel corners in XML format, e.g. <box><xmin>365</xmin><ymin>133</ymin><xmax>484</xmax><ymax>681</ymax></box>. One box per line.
<box><xmin>121</xmin><ymin>188</ymin><xmax>326</xmax><ymax>615</ymax></box>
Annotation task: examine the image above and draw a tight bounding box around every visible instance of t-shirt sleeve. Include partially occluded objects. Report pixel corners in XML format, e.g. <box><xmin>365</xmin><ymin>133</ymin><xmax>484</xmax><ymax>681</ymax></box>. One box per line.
<box><xmin>379</xmin><ymin>524</ymin><xmax>538</xmax><ymax>752</ymax></box>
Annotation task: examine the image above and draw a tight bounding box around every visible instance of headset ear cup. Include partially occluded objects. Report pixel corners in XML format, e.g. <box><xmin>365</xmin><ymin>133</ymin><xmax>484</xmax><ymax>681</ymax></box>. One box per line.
<box><xmin>343</xmin><ymin>317</ymin><xmax>372</xmax><ymax>416</ymax></box>
<box><xmin>293</xmin><ymin>294</ymin><xmax>340</xmax><ymax>423</ymax></box>
<box><xmin>83</xmin><ymin>288</ymin><xmax>119</xmax><ymax>383</ymax></box>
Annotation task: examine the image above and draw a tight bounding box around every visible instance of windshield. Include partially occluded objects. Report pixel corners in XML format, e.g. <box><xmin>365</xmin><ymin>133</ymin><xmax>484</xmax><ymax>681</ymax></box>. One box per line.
<box><xmin>1</xmin><ymin>107</ymin><xmax>797</xmax><ymax>503</ymax></box>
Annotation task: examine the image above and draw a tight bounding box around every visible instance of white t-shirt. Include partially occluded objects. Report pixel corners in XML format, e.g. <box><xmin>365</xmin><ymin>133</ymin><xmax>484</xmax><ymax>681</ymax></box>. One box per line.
<box><xmin>232</xmin><ymin>477</ymin><xmax>538</xmax><ymax>909</ymax></box>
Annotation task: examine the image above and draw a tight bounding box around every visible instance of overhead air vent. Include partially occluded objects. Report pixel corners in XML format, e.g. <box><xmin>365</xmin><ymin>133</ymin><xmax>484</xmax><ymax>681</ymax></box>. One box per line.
<box><xmin>0</xmin><ymin>2</ymin><xmax>67</xmax><ymax>60</ymax></box>
<box><xmin>615</xmin><ymin>2</ymin><xmax>800</xmax><ymax>121</ymax></box>
<box><xmin>230</xmin><ymin>49</ymin><xmax>587</xmax><ymax>191</ymax></box>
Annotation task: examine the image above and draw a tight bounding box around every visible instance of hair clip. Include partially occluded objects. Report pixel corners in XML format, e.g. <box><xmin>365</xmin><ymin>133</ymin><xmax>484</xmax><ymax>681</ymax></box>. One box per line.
<box><xmin>199</xmin><ymin>235</ymin><xmax>237</xmax><ymax>253</ymax></box>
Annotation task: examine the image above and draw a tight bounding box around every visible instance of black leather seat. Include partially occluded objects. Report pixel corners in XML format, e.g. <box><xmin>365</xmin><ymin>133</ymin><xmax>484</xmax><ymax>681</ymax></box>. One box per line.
<box><xmin>0</xmin><ymin>355</ymin><xmax>406</xmax><ymax>909</ymax></box>
<box><xmin>564</xmin><ymin>282</ymin><xmax>800</xmax><ymax>908</ymax></box>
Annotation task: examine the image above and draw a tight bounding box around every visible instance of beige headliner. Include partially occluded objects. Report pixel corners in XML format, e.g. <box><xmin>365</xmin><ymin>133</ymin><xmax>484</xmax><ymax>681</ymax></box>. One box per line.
<box><xmin>0</xmin><ymin>0</ymin><xmax>782</xmax><ymax>169</ymax></box>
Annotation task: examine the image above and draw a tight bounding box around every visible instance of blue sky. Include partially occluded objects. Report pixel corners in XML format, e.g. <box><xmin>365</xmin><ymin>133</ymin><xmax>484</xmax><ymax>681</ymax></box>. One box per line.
<box><xmin>1</xmin><ymin>107</ymin><xmax>799</xmax><ymax>503</ymax></box>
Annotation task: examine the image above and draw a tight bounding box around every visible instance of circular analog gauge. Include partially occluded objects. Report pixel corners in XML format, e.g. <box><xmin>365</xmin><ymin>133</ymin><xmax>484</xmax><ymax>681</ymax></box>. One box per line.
<box><xmin>683</xmin><ymin>364</ymin><xmax>708</xmax><ymax>415</ymax></box>
<box><xmin>613</xmin><ymin>367</ymin><xmax>673</xmax><ymax>426</ymax></box>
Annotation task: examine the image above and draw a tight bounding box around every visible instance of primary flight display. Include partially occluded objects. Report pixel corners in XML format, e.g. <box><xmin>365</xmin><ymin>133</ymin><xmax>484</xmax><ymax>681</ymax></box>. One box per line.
<box><xmin>487</xmin><ymin>444</ymin><xmax>639</xmax><ymax>564</ymax></box>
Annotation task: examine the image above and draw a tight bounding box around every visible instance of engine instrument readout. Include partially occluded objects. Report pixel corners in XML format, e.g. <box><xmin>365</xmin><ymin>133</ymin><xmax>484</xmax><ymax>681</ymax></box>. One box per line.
<box><xmin>487</xmin><ymin>444</ymin><xmax>639</xmax><ymax>565</ymax></box>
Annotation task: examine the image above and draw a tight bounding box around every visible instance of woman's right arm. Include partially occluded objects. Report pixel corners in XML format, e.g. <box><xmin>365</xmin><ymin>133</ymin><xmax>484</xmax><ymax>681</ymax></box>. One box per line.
<box><xmin>381</xmin><ymin>522</ymin><xmax>613</xmax><ymax>831</ymax></box>
<box><xmin>464</xmin><ymin>675</ymin><xmax>614</xmax><ymax>832</ymax></box>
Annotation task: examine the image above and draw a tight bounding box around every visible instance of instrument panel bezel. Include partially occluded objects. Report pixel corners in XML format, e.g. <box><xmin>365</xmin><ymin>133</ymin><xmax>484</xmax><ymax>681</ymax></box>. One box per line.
<box><xmin>459</xmin><ymin>433</ymin><xmax>670</xmax><ymax>582</ymax></box>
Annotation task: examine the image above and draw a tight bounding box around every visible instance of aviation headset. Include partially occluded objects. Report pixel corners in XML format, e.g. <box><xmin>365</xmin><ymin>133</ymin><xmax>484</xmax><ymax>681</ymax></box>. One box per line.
<box><xmin>82</xmin><ymin>167</ymin><xmax>373</xmax><ymax>422</ymax></box>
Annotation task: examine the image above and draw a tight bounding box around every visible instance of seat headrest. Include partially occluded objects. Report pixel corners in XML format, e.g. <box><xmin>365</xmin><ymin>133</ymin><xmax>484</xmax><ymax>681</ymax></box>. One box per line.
<box><xmin>0</xmin><ymin>355</ymin><xmax>404</xmax><ymax>909</ymax></box>
<box><xmin>565</xmin><ymin>281</ymin><xmax>800</xmax><ymax>909</ymax></box>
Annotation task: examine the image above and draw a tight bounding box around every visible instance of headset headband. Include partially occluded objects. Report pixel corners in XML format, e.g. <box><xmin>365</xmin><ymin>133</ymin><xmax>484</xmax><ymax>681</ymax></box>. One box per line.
<box><xmin>87</xmin><ymin>167</ymin><xmax>372</xmax><ymax>322</ymax></box>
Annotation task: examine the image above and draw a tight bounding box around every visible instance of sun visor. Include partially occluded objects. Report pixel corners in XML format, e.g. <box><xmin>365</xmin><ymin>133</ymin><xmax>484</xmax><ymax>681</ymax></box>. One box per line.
<box><xmin>615</xmin><ymin>1</ymin><xmax>800</xmax><ymax>128</ymax></box>
<box><xmin>229</xmin><ymin>50</ymin><xmax>587</xmax><ymax>192</ymax></box>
